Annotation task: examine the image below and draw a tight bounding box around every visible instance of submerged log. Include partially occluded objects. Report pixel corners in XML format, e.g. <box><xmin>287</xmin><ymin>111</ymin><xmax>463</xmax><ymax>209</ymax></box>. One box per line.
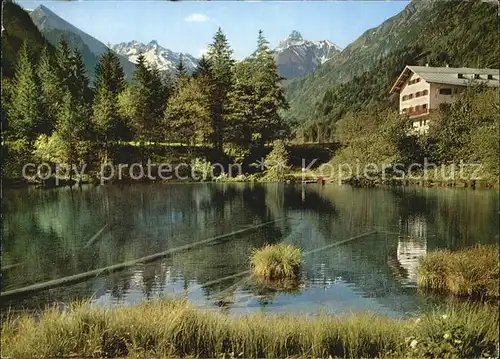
<box><xmin>0</xmin><ymin>218</ymin><xmax>287</xmax><ymax>298</ymax></box>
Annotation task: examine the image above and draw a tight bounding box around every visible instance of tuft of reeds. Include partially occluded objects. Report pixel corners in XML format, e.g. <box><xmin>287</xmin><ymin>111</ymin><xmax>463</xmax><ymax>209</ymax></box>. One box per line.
<box><xmin>250</xmin><ymin>243</ymin><xmax>303</xmax><ymax>281</ymax></box>
<box><xmin>418</xmin><ymin>244</ymin><xmax>499</xmax><ymax>298</ymax></box>
<box><xmin>1</xmin><ymin>299</ymin><xmax>498</xmax><ymax>358</ymax></box>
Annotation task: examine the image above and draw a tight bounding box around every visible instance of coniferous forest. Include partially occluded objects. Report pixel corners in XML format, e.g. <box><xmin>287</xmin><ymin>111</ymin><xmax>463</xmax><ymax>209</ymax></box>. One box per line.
<box><xmin>3</xmin><ymin>27</ymin><xmax>291</xmax><ymax>180</ymax></box>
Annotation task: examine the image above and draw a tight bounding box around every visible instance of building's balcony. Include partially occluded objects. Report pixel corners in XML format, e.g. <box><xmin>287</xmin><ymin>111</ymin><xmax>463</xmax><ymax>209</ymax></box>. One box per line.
<box><xmin>406</xmin><ymin>108</ymin><xmax>429</xmax><ymax>118</ymax></box>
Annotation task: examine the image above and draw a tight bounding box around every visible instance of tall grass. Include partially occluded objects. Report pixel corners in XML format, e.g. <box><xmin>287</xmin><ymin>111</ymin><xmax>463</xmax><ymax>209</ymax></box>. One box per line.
<box><xmin>250</xmin><ymin>243</ymin><xmax>303</xmax><ymax>280</ymax></box>
<box><xmin>418</xmin><ymin>244</ymin><xmax>499</xmax><ymax>298</ymax></box>
<box><xmin>1</xmin><ymin>299</ymin><xmax>498</xmax><ymax>358</ymax></box>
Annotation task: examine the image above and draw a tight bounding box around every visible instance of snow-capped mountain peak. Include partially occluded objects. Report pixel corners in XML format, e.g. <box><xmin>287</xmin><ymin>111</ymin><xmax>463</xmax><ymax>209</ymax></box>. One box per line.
<box><xmin>273</xmin><ymin>31</ymin><xmax>342</xmax><ymax>78</ymax></box>
<box><xmin>112</xmin><ymin>40</ymin><xmax>198</xmax><ymax>75</ymax></box>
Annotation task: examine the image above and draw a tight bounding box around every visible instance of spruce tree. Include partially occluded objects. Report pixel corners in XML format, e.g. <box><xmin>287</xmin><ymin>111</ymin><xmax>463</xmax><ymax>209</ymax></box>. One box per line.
<box><xmin>206</xmin><ymin>27</ymin><xmax>235</xmax><ymax>151</ymax></box>
<box><xmin>37</xmin><ymin>46</ymin><xmax>63</xmax><ymax>134</ymax></box>
<box><xmin>94</xmin><ymin>48</ymin><xmax>126</xmax><ymax>95</ymax></box>
<box><xmin>92</xmin><ymin>48</ymin><xmax>129</xmax><ymax>154</ymax></box>
<box><xmin>54</xmin><ymin>90</ymin><xmax>90</xmax><ymax>170</ymax></box>
<box><xmin>150</xmin><ymin>63</ymin><xmax>168</xmax><ymax>133</ymax></box>
<box><xmin>176</xmin><ymin>54</ymin><xmax>187</xmax><ymax>78</ymax></box>
<box><xmin>7</xmin><ymin>41</ymin><xmax>43</xmax><ymax>141</ymax></box>
<box><xmin>56</xmin><ymin>37</ymin><xmax>73</xmax><ymax>92</ymax></box>
<box><xmin>252</xmin><ymin>30</ymin><xmax>289</xmax><ymax>146</ymax></box>
<box><xmin>130</xmin><ymin>52</ymin><xmax>155</xmax><ymax>142</ymax></box>
<box><xmin>92</xmin><ymin>86</ymin><xmax>119</xmax><ymax>162</ymax></box>
<box><xmin>192</xmin><ymin>55</ymin><xmax>212</xmax><ymax>78</ymax></box>
<box><xmin>70</xmin><ymin>48</ymin><xmax>92</xmax><ymax>105</ymax></box>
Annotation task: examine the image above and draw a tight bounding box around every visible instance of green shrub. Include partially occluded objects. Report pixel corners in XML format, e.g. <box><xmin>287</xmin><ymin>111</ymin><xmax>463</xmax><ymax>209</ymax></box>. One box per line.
<box><xmin>250</xmin><ymin>243</ymin><xmax>303</xmax><ymax>280</ymax></box>
<box><xmin>418</xmin><ymin>244</ymin><xmax>499</xmax><ymax>298</ymax></box>
<box><xmin>262</xmin><ymin>140</ymin><xmax>290</xmax><ymax>181</ymax></box>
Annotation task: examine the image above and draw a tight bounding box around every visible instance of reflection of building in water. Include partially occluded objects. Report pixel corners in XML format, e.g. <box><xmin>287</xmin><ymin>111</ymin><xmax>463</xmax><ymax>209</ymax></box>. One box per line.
<box><xmin>406</xmin><ymin>214</ymin><xmax>427</xmax><ymax>242</ymax></box>
<box><xmin>390</xmin><ymin>215</ymin><xmax>428</xmax><ymax>285</ymax></box>
<box><xmin>396</xmin><ymin>238</ymin><xmax>427</xmax><ymax>284</ymax></box>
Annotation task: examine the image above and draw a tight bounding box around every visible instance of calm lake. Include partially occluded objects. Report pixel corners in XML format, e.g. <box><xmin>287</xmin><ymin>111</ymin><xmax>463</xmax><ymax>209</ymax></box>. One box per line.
<box><xmin>2</xmin><ymin>183</ymin><xmax>498</xmax><ymax>316</ymax></box>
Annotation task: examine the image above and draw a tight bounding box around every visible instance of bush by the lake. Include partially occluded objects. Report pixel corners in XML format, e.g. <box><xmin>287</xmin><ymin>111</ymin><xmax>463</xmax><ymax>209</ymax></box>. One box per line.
<box><xmin>418</xmin><ymin>244</ymin><xmax>499</xmax><ymax>298</ymax></box>
<box><xmin>250</xmin><ymin>243</ymin><xmax>303</xmax><ymax>281</ymax></box>
<box><xmin>1</xmin><ymin>299</ymin><xmax>498</xmax><ymax>358</ymax></box>
<box><xmin>262</xmin><ymin>140</ymin><xmax>290</xmax><ymax>182</ymax></box>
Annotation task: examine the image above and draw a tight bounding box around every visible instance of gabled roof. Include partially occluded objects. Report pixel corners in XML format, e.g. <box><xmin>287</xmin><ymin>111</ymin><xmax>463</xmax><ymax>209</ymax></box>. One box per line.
<box><xmin>390</xmin><ymin>65</ymin><xmax>500</xmax><ymax>94</ymax></box>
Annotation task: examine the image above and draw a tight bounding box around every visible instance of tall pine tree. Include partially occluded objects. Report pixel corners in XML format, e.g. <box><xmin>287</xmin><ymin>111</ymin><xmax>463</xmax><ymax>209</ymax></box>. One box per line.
<box><xmin>70</xmin><ymin>47</ymin><xmax>92</xmax><ymax>106</ymax></box>
<box><xmin>252</xmin><ymin>30</ymin><xmax>289</xmax><ymax>146</ymax></box>
<box><xmin>192</xmin><ymin>55</ymin><xmax>212</xmax><ymax>78</ymax></box>
<box><xmin>37</xmin><ymin>46</ymin><xmax>63</xmax><ymax>134</ymax></box>
<box><xmin>94</xmin><ymin>48</ymin><xmax>126</xmax><ymax>94</ymax></box>
<box><xmin>206</xmin><ymin>28</ymin><xmax>235</xmax><ymax>151</ymax></box>
<box><xmin>56</xmin><ymin>37</ymin><xmax>73</xmax><ymax>93</ymax></box>
<box><xmin>129</xmin><ymin>53</ymin><xmax>167</xmax><ymax>144</ymax></box>
<box><xmin>92</xmin><ymin>49</ymin><xmax>129</xmax><ymax>162</ymax></box>
<box><xmin>7</xmin><ymin>41</ymin><xmax>43</xmax><ymax>142</ymax></box>
<box><xmin>176</xmin><ymin>54</ymin><xmax>187</xmax><ymax>78</ymax></box>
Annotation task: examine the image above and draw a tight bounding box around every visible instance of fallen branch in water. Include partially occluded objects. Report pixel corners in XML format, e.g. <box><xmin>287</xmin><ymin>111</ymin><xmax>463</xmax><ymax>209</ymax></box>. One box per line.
<box><xmin>304</xmin><ymin>229</ymin><xmax>378</xmax><ymax>255</ymax></box>
<box><xmin>0</xmin><ymin>218</ymin><xmax>287</xmax><ymax>298</ymax></box>
<box><xmin>83</xmin><ymin>224</ymin><xmax>108</xmax><ymax>248</ymax></box>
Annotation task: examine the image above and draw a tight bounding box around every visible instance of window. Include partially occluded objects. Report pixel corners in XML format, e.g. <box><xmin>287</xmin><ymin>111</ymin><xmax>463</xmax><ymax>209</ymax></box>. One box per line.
<box><xmin>458</xmin><ymin>73</ymin><xmax>464</xmax><ymax>79</ymax></box>
<box><xmin>423</xmin><ymin>104</ymin><xmax>428</xmax><ymax>110</ymax></box>
<box><xmin>474</xmin><ymin>74</ymin><xmax>480</xmax><ymax>79</ymax></box>
<box><xmin>440</xmin><ymin>88</ymin><xmax>452</xmax><ymax>95</ymax></box>
<box><xmin>423</xmin><ymin>89</ymin><xmax>429</xmax><ymax>96</ymax></box>
<box><xmin>488</xmin><ymin>74</ymin><xmax>493</xmax><ymax>80</ymax></box>
<box><xmin>416</xmin><ymin>78</ymin><xmax>421</xmax><ymax>83</ymax></box>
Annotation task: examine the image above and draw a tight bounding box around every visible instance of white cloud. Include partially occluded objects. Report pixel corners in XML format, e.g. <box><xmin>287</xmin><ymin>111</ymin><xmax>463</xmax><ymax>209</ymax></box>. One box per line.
<box><xmin>185</xmin><ymin>13</ymin><xmax>210</xmax><ymax>23</ymax></box>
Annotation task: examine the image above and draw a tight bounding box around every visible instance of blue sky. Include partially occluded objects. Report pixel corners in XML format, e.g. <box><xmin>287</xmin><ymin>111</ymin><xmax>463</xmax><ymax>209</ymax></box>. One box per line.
<box><xmin>19</xmin><ymin>1</ymin><xmax>409</xmax><ymax>59</ymax></box>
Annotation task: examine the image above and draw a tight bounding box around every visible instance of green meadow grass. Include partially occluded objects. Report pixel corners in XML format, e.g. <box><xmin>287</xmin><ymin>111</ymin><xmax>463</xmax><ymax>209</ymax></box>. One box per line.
<box><xmin>418</xmin><ymin>244</ymin><xmax>499</xmax><ymax>298</ymax></box>
<box><xmin>1</xmin><ymin>299</ymin><xmax>498</xmax><ymax>358</ymax></box>
<box><xmin>250</xmin><ymin>243</ymin><xmax>303</xmax><ymax>281</ymax></box>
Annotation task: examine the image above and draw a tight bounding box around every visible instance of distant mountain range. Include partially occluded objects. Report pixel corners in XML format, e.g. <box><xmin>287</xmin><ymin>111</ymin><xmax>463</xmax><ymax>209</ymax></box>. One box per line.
<box><xmin>273</xmin><ymin>30</ymin><xmax>341</xmax><ymax>79</ymax></box>
<box><xmin>112</xmin><ymin>40</ymin><xmax>198</xmax><ymax>75</ymax></box>
<box><xmin>5</xmin><ymin>3</ymin><xmax>340</xmax><ymax>83</ymax></box>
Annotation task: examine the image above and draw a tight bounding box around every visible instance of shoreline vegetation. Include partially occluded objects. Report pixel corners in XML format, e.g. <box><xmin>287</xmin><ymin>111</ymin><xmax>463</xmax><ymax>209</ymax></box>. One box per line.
<box><xmin>1</xmin><ymin>299</ymin><xmax>498</xmax><ymax>358</ymax></box>
<box><xmin>3</xmin><ymin>3</ymin><xmax>499</xmax><ymax>192</ymax></box>
<box><xmin>417</xmin><ymin>245</ymin><xmax>499</xmax><ymax>299</ymax></box>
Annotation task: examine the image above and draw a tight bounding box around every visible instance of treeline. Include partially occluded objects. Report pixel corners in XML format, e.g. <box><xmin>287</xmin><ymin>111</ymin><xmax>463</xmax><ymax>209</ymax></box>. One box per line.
<box><xmin>3</xmin><ymin>28</ymin><xmax>290</xmax><ymax>179</ymax></box>
<box><xmin>328</xmin><ymin>87</ymin><xmax>499</xmax><ymax>183</ymax></box>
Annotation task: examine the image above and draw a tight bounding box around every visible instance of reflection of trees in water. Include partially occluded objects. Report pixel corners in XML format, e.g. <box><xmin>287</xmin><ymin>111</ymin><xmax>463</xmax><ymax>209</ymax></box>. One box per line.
<box><xmin>3</xmin><ymin>184</ymin><xmax>498</xmax><ymax>311</ymax></box>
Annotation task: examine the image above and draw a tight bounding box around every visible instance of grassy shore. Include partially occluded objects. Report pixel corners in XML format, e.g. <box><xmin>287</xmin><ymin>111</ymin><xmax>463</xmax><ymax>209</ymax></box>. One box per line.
<box><xmin>418</xmin><ymin>244</ymin><xmax>499</xmax><ymax>298</ymax></box>
<box><xmin>1</xmin><ymin>299</ymin><xmax>498</xmax><ymax>358</ymax></box>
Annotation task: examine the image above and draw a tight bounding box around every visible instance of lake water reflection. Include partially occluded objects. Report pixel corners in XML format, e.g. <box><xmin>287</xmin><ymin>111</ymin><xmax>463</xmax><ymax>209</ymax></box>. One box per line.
<box><xmin>2</xmin><ymin>183</ymin><xmax>498</xmax><ymax>316</ymax></box>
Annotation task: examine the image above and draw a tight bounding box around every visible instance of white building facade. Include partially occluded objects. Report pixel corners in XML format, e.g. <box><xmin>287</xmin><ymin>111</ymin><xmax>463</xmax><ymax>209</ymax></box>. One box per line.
<box><xmin>390</xmin><ymin>66</ymin><xmax>499</xmax><ymax>134</ymax></box>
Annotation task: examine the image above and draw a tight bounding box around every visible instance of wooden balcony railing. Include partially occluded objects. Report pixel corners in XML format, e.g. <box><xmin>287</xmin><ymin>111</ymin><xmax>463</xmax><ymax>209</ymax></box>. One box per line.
<box><xmin>407</xmin><ymin>108</ymin><xmax>429</xmax><ymax>117</ymax></box>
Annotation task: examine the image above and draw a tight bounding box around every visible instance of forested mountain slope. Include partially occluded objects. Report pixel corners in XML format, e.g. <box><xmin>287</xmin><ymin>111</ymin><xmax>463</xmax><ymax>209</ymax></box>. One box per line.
<box><xmin>285</xmin><ymin>0</ymin><xmax>499</xmax><ymax>125</ymax></box>
<box><xmin>2</xmin><ymin>1</ymin><xmax>53</xmax><ymax>79</ymax></box>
